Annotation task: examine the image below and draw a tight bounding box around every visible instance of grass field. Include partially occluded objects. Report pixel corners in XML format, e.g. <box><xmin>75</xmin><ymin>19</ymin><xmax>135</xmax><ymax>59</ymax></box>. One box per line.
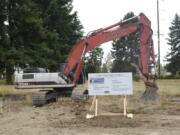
<box><xmin>0</xmin><ymin>83</ymin><xmax>39</xmax><ymax>96</ymax></box>
<box><xmin>134</xmin><ymin>79</ymin><xmax>180</xmax><ymax>96</ymax></box>
<box><xmin>0</xmin><ymin>79</ymin><xmax>179</xmax><ymax>96</ymax></box>
<box><xmin>0</xmin><ymin>79</ymin><xmax>5</xmax><ymax>85</ymax></box>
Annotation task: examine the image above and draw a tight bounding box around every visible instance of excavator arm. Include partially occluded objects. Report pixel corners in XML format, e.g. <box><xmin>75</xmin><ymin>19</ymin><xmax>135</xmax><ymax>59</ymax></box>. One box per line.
<box><xmin>15</xmin><ymin>13</ymin><xmax>158</xmax><ymax>106</ymax></box>
<box><xmin>63</xmin><ymin>13</ymin><xmax>155</xmax><ymax>83</ymax></box>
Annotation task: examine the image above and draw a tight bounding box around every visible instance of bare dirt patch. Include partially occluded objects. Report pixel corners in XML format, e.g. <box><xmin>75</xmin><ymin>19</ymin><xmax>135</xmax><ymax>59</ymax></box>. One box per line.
<box><xmin>0</xmin><ymin>91</ymin><xmax>180</xmax><ymax>135</ymax></box>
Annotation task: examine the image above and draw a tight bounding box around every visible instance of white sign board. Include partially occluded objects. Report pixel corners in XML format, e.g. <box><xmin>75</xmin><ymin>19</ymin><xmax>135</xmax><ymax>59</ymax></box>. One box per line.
<box><xmin>88</xmin><ymin>73</ymin><xmax>133</xmax><ymax>95</ymax></box>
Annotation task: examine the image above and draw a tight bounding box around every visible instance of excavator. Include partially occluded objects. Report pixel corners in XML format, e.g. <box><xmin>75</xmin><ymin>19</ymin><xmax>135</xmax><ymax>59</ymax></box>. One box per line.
<box><xmin>15</xmin><ymin>13</ymin><xmax>157</xmax><ymax>106</ymax></box>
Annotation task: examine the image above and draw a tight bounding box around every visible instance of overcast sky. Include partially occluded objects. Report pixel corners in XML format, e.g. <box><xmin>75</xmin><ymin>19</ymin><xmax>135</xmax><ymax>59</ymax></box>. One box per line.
<box><xmin>73</xmin><ymin>0</ymin><xmax>180</xmax><ymax>64</ymax></box>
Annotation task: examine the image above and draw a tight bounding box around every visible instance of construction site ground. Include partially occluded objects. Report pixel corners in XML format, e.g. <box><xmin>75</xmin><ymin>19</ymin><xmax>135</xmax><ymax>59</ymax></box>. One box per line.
<box><xmin>0</xmin><ymin>80</ymin><xmax>180</xmax><ymax>135</ymax></box>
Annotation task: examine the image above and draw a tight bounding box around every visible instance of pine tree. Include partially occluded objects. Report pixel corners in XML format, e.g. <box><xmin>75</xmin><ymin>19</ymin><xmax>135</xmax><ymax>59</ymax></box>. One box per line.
<box><xmin>35</xmin><ymin>0</ymin><xmax>83</xmax><ymax>71</ymax></box>
<box><xmin>166</xmin><ymin>14</ymin><xmax>180</xmax><ymax>75</ymax></box>
<box><xmin>0</xmin><ymin>0</ymin><xmax>83</xmax><ymax>84</ymax></box>
<box><xmin>103</xmin><ymin>52</ymin><xmax>113</xmax><ymax>72</ymax></box>
<box><xmin>0</xmin><ymin>0</ymin><xmax>9</xmax><ymax>78</ymax></box>
<box><xmin>0</xmin><ymin>0</ymin><xmax>47</xmax><ymax>84</ymax></box>
<box><xmin>84</xmin><ymin>47</ymin><xmax>104</xmax><ymax>75</ymax></box>
<box><xmin>111</xmin><ymin>12</ymin><xmax>139</xmax><ymax>75</ymax></box>
<box><xmin>101</xmin><ymin>63</ymin><xmax>108</xmax><ymax>73</ymax></box>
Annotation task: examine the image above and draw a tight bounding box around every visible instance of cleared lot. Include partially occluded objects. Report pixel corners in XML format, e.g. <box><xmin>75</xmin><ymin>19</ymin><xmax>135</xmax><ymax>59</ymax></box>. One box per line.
<box><xmin>0</xmin><ymin>79</ymin><xmax>180</xmax><ymax>135</ymax></box>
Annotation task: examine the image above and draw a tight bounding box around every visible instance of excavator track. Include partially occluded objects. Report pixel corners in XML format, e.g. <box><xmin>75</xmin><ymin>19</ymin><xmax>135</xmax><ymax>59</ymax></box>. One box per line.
<box><xmin>32</xmin><ymin>87</ymin><xmax>74</xmax><ymax>106</ymax></box>
<box><xmin>32</xmin><ymin>86</ymin><xmax>88</xmax><ymax>106</ymax></box>
<box><xmin>32</xmin><ymin>90</ymin><xmax>57</xmax><ymax>106</ymax></box>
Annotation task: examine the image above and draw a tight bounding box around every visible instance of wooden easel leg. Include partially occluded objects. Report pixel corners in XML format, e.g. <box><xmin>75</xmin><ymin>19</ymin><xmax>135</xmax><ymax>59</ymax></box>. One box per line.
<box><xmin>123</xmin><ymin>96</ymin><xmax>127</xmax><ymax>116</ymax></box>
<box><xmin>86</xmin><ymin>96</ymin><xmax>99</xmax><ymax>119</ymax></box>
<box><xmin>95</xmin><ymin>97</ymin><xmax>98</xmax><ymax>116</ymax></box>
<box><xmin>0</xmin><ymin>103</ymin><xmax>2</xmax><ymax>114</ymax></box>
<box><xmin>89</xmin><ymin>95</ymin><xmax>96</xmax><ymax>111</ymax></box>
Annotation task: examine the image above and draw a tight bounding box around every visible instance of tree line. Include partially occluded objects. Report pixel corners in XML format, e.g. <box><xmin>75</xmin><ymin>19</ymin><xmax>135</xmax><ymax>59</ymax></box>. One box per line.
<box><xmin>102</xmin><ymin>12</ymin><xmax>180</xmax><ymax>78</ymax></box>
<box><xmin>0</xmin><ymin>0</ymin><xmax>179</xmax><ymax>85</ymax></box>
<box><xmin>0</xmin><ymin>0</ymin><xmax>83</xmax><ymax>84</ymax></box>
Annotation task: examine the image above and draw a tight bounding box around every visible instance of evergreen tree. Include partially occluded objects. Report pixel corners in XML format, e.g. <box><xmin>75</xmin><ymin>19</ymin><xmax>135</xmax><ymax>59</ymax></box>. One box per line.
<box><xmin>166</xmin><ymin>14</ymin><xmax>180</xmax><ymax>75</ymax></box>
<box><xmin>111</xmin><ymin>12</ymin><xmax>139</xmax><ymax>74</ymax></box>
<box><xmin>0</xmin><ymin>0</ymin><xmax>9</xmax><ymax>78</ymax></box>
<box><xmin>101</xmin><ymin>63</ymin><xmax>108</xmax><ymax>73</ymax></box>
<box><xmin>0</xmin><ymin>0</ymin><xmax>83</xmax><ymax>84</ymax></box>
<box><xmin>0</xmin><ymin>0</ymin><xmax>47</xmax><ymax>84</ymax></box>
<box><xmin>103</xmin><ymin>52</ymin><xmax>113</xmax><ymax>72</ymax></box>
<box><xmin>35</xmin><ymin>0</ymin><xmax>83</xmax><ymax>71</ymax></box>
<box><xmin>84</xmin><ymin>47</ymin><xmax>104</xmax><ymax>75</ymax></box>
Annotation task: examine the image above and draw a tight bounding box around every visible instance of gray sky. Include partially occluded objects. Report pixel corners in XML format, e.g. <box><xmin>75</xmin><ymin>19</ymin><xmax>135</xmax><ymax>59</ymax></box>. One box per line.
<box><xmin>73</xmin><ymin>0</ymin><xmax>180</xmax><ymax>64</ymax></box>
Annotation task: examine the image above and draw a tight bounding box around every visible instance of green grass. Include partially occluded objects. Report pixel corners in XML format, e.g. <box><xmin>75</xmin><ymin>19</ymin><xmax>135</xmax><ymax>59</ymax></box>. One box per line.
<box><xmin>0</xmin><ymin>84</ymin><xmax>39</xmax><ymax>96</ymax></box>
<box><xmin>157</xmin><ymin>79</ymin><xmax>180</xmax><ymax>95</ymax></box>
<box><xmin>0</xmin><ymin>85</ymin><xmax>21</xmax><ymax>96</ymax></box>
<box><xmin>0</xmin><ymin>79</ymin><xmax>179</xmax><ymax>96</ymax></box>
<box><xmin>0</xmin><ymin>79</ymin><xmax>5</xmax><ymax>85</ymax></box>
<box><xmin>133</xmin><ymin>79</ymin><xmax>180</xmax><ymax>96</ymax></box>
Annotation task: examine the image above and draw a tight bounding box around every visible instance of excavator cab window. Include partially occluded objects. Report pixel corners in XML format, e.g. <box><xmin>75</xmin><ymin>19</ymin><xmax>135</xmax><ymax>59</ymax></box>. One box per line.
<box><xmin>23</xmin><ymin>68</ymin><xmax>48</xmax><ymax>73</ymax></box>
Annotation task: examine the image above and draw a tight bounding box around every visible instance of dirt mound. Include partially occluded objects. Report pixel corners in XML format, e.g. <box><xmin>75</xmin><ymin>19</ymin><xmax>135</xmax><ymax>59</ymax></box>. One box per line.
<box><xmin>45</xmin><ymin>98</ymin><xmax>145</xmax><ymax>128</ymax></box>
<box><xmin>46</xmin><ymin>95</ymin><xmax>180</xmax><ymax>129</ymax></box>
<box><xmin>0</xmin><ymin>94</ymin><xmax>180</xmax><ymax>135</ymax></box>
<box><xmin>86</xmin><ymin>116</ymin><xmax>142</xmax><ymax>128</ymax></box>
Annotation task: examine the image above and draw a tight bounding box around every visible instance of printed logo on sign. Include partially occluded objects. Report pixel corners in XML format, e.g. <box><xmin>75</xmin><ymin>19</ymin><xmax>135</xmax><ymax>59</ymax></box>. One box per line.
<box><xmin>104</xmin><ymin>91</ymin><xmax>110</xmax><ymax>94</ymax></box>
<box><xmin>90</xmin><ymin>78</ymin><xmax>104</xmax><ymax>84</ymax></box>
